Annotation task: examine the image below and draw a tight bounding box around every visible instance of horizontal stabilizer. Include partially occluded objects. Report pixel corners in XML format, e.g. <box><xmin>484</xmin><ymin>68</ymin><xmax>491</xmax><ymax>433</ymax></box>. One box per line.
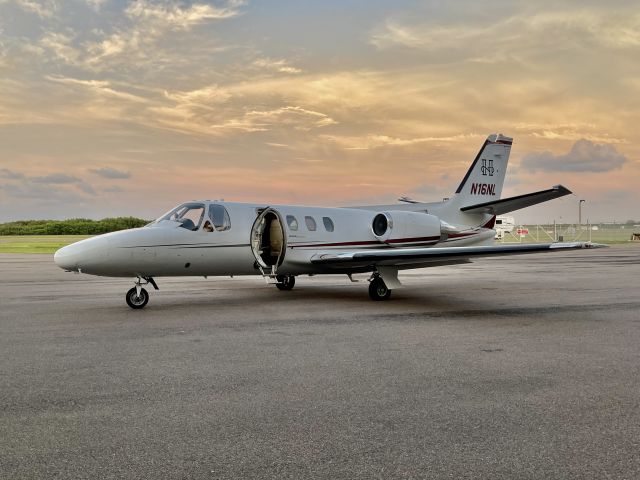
<box><xmin>460</xmin><ymin>185</ymin><xmax>572</xmax><ymax>215</ymax></box>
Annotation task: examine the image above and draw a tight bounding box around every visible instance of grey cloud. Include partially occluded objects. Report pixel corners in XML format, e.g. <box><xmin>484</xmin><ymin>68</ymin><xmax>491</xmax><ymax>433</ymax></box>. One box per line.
<box><xmin>0</xmin><ymin>168</ymin><xmax>25</xmax><ymax>179</ymax></box>
<box><xmin>89</xmin><ymin>167</ymin><xmax>131</xmax><ymax>179</ymax></box>
<box><xmin>32</xmin><ymin>173</ymin><xmax>82</xmax><ymax>184</ymax></box>
<box><xmin>80</xmin><ymin>0</ymin><xmax>246</xmax><ymax>70</ymax></box>
<box><xmin>0</xmin><ymin>168</ymin><xmax>97</xmax><ymax>198</ymax></box>
<box><xmin>7</xmin><ymin>0</ymin><xmax>57</xmax><ymax>18</ymax></box>
<box><xmin>1</xmin><ymin>180</ymin><xmax>96</xmax><ymax>200</ymax></box>
<box><xmin>77</xmin><ymin>182</ymin><xmax>96</xmax><ymax>195</ymax></box>
<box><xmin>0</xmin><ymin>182</ymin><xmax>83</xmax><ymax>201</ymax></box>
<box><xmin>103</xmin><ymin>185</ymin><xmax>124</xmax><ymax>193</ymax></box>
<box><xmin>84</xmin><ymin>0</ymin><xmax>107</xmax><ymax>11</ymax></box>
<box><xmin>521</xmin><ymin>139</ymin><xmax>628</xmax><ymax>173</ymax></box>
<box><xmin>1</xmin><ymin>183</ymin><xmax>51</xmax><ymax>199</ymax></box>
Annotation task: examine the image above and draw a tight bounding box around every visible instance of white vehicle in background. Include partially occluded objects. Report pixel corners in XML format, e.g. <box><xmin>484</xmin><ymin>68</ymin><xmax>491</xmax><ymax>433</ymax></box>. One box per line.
<box><xmin>495</xmin><ymin>216</ymin><xmax>515</xmax><ymax>239</ymax></box>
<box><xmin>54</xmin><ymin>134</ymin><xmax>603</xmax><ymax>309</ymax></box>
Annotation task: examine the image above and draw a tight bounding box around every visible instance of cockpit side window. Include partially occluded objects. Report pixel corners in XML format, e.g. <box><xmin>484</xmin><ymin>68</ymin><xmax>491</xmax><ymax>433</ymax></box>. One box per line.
<box><xmin>159</xmin><ymin>203</ymin><xmax>205</xmax><ymax>230</ymax></box>
<box><xmin>208</xmin><ymin>204</ymin><xmax>231</xmax><ymax>231</ymax></box>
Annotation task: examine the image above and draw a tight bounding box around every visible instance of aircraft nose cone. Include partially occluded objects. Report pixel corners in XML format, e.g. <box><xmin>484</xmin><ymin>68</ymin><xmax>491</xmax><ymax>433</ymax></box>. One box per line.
<box><xmin>54</xmin><ymin>236</ymin><xmax>108</xmax><ymax>273</ymax></box>
<box><xmin>54</xmin><ymin>243</ymin><xmax>81</xmax><ymax>271</ymax></box>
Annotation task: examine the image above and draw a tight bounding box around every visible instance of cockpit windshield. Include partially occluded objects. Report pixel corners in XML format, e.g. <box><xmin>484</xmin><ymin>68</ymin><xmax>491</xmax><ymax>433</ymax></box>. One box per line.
<box><xmin>155</xmin><ymin>203</ymin><xmax>205</xmax><ymax>230</ymax></box>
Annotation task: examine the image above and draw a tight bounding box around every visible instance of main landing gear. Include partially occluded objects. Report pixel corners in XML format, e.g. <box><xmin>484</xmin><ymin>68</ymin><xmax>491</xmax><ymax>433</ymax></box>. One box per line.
<box><xmin>275</xmin><ymin>274</ymin><xmax>295</xmax><ymax>291</ymax></box>
<box><xmin>126</xmin><ymin>277</ymin><xmax>158</xmax><ymax>309</ymax></box>
<box><xmin>368</xmin><ymin>275</ymin><xmax>391</xmax><ymax>301</ymax></box>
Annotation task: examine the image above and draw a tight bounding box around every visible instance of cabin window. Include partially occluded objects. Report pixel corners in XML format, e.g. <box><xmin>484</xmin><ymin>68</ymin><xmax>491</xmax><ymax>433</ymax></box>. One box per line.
<box><xmin>322</xmin><ymin>217</ymin><xmax>334</xmax><ymax>232</ymax></box>
<box><xmin>305</xmin><ymin>216</ymin><xmax>317</xmax><ymax>231</ymax></box>
<box><xmin>286</xmin><ymin>215</ymin><xmax>299</xmax><ymax>231</ymax></box>
<box><xmin>496</xmin><ymin>219</ymin><xmax>503</xmax><ymax>225</ymax></box>
<box><xmin>208</xmin><ymin>204</ymin><xmax>231</xmax><ymax>231</ymax></box>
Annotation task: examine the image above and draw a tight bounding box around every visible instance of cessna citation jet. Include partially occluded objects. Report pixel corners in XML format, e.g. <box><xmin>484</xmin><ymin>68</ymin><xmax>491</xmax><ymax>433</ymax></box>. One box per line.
<box><xmin>54</xmin><ymin>134</ymin><xmax>603</xmax><ymax>309</ymax></box>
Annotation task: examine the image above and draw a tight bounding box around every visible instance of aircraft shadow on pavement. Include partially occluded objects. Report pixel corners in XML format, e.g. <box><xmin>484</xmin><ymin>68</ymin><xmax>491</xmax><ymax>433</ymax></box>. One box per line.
<box><xmin>107</xmin><ymin>283</ymin><xmax>484</xmax><ymax>317</ymax></box>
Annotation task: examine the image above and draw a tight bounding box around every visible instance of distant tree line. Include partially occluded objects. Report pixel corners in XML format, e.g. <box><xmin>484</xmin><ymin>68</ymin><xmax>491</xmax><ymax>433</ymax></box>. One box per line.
<box><xmin>0</xmin><ymin>217</ymin><xmax>150</xmax><ymax>235</ymax></box>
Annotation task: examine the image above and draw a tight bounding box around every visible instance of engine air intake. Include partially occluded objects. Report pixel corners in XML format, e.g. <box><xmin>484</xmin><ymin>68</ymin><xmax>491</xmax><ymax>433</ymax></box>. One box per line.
<box><xmin>372</xmin><ymin>213</ymin><xmax>389</xmax><ymax>237</ymax></box>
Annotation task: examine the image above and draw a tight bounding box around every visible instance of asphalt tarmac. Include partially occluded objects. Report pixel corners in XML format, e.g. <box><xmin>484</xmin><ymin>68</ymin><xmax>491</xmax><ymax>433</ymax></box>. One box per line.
<box><xmin>1</xmin><ymin>246</ymin><xmax>639</xmax><ymax>479</ymax></box>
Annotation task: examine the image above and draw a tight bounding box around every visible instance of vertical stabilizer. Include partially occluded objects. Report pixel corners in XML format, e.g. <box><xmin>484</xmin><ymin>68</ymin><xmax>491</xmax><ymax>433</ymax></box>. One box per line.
<box><xmin>453</xmin><ymin>134</ymin><xmax>512</xmax><ymax>207</ymax></box>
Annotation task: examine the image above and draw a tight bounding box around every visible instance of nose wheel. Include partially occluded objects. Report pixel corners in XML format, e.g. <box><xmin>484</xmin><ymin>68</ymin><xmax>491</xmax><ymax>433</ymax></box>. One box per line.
<box><xmin>368</xmin><ymin>276</ymin><xmax>391</xmax><ymax>301</ymax></box>
<box><xmin>126</xmin><ymin>287</ymin><xmax>149</xmax><ymax>309</ymax></box>
<box><xmin>125</xmin><ymin>277</ymin><xmax>158</xmax><ymax>309</ymax></box>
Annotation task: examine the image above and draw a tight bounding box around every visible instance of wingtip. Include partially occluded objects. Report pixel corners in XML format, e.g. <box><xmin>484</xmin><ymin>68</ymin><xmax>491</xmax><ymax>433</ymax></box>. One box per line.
<box><xmin>552</xmin><ymin>184</ymin><xmax>573</xmax><ymax>195</ymax></box>
<box><xmin>550</xmin><ymin>241</ymin><xmax>609</xmax><ymax>249</ymax></box>
<box><xmin>584</xmin><ymin>242</ymin><xmax>609</xmax><ymax>248</ymax></box>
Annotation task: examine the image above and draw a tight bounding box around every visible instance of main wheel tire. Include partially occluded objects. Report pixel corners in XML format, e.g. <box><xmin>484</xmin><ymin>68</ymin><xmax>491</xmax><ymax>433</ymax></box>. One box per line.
<box><xmin>368</xmin><ymin>277</ymin><xmax>391</xmax><ymax>301</ymax></box>
<box><xmin>126</xmin><ymin>287</ymin><xmax>149</xmax><ymax>309</ymax></box>
<box><xmin>275</xmin><ymin>275</ymin><xmax>296</xmax><ymax>291</ymax></box>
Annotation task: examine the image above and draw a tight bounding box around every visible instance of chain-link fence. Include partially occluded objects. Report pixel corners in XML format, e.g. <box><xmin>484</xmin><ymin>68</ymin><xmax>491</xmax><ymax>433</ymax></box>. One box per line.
<box><xmin>498</xmin><ymin>223</ymin><xmax>639</xmax><ymax>244</ymax></box>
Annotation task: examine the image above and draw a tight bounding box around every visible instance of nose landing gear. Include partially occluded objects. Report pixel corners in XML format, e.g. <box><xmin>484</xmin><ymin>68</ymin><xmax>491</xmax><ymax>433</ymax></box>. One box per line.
<box><xmin>126</xmin><ymin>286</ymin><xmax>149</xmax><ymax>309</ymax></box>
<box><xmin>126</xmin><ymin>277</ymin><xmax>158</xmax><ymax>309</ymax></box>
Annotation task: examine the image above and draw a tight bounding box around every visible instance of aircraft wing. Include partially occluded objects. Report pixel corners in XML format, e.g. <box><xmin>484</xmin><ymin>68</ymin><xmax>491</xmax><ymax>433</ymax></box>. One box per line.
<box><xmin>310</xmin><ymin>242</ymin><xmax>605</xmax><ymax>269</ymax></box>
<box><xmin>460</xmin><ymin>185</ymin><xmax>572</xmax><ymax>215</ymax></box>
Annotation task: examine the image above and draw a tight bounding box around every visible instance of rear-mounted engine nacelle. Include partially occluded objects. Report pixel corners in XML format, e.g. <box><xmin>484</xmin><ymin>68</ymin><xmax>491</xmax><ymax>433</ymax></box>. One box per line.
<box><xmin>371</xmin><ymin>211</ymin><xmax>442</xmax><ymax>247</ymax></box>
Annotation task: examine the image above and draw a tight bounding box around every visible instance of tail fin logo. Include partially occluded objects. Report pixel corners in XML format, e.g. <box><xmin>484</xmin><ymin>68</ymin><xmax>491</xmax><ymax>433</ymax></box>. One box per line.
<box><xmin>481</xmin><ymin>158</ymin><xmax>494</xmax><ymax>176</ymax></box>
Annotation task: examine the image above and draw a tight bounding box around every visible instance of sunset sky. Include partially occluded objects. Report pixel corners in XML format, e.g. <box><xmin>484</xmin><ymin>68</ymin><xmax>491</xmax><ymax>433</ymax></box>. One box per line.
<box><xmin>1</xmin><ymin>0</ymin><xmax>638</xmax><ymax>223</ymax></box>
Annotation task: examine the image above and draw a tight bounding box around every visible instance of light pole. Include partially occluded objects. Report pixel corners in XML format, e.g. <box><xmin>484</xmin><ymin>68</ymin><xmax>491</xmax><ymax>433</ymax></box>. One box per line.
<box><xmin>579</xmin><ymin>199</ymin><xmax>585</xmax><ymax>230</ymax></box>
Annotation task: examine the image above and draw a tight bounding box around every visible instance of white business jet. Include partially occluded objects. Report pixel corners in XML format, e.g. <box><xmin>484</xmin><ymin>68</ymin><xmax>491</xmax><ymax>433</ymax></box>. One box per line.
<box><xmin>54</xmin><ymin>134</ymin><xmax>602</xmax><ymax>308</ymax></box>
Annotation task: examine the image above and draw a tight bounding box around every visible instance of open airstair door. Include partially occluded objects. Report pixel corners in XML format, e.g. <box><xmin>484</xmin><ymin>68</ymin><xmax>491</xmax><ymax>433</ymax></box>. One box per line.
<box><xmin>250</xmin><ymin>207</ymin><xmax>286</xmax><ymax>274</ymax></box>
